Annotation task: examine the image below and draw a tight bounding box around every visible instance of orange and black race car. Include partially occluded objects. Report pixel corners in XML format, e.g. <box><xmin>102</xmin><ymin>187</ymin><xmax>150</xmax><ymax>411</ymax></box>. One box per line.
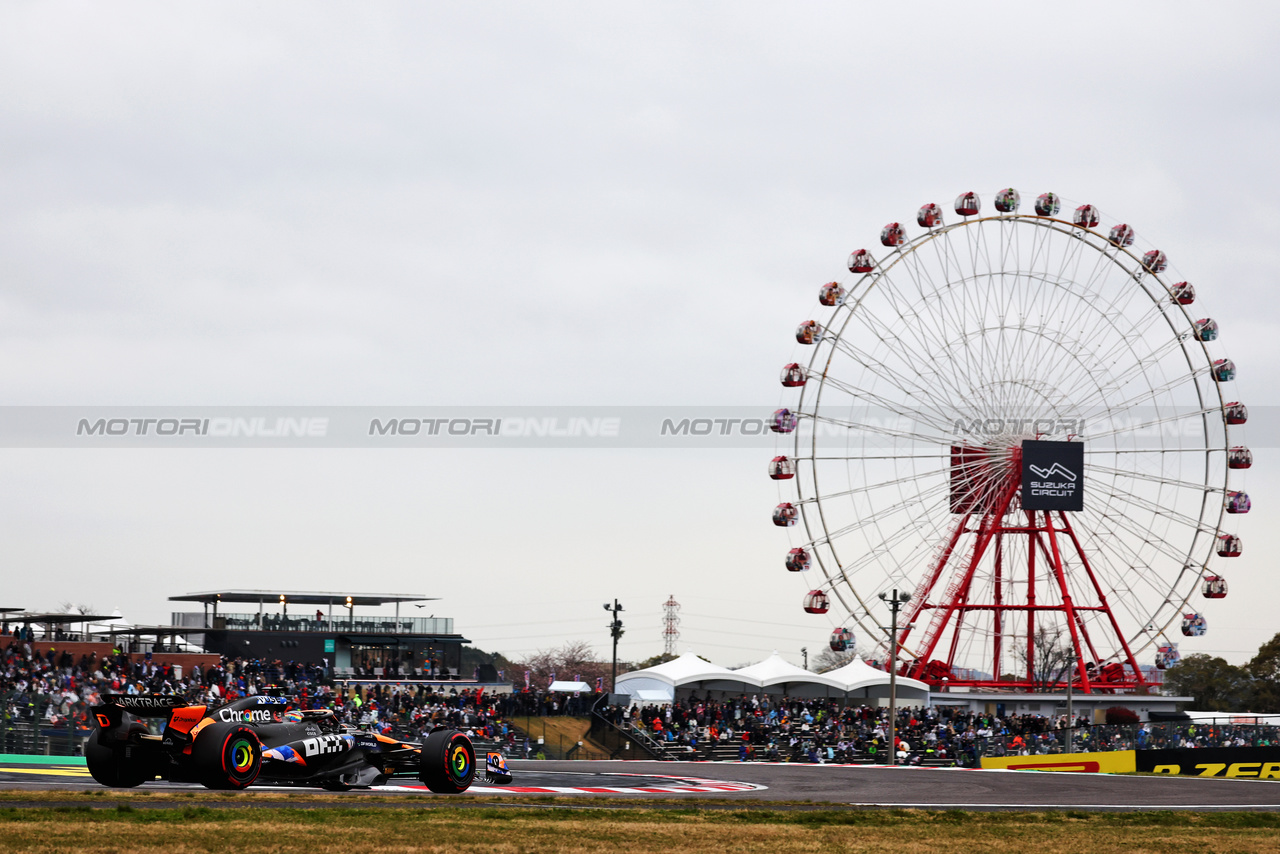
<box><xmin>87</xmin><ymin>694</ymin><xmax>513</xmax><ymax>792</ymax></box>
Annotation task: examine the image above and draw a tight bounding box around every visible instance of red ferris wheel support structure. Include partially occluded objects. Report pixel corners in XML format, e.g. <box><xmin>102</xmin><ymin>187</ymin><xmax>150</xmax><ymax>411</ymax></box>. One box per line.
<box><xmin>895</xmin><ymin>444</ymin><xmax>1149</xmax><ymax>693</ymax></box>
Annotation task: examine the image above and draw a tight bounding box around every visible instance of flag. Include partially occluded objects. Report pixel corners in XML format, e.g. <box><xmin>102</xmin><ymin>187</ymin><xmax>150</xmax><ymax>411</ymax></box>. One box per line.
<box><xmin>595</xmin><ymin>676</ymin><xmax>603</xmax><ymax>693</ymax></box>
<box><xmin>549</xmin><ymin>670</ymin><xmax>556</xmax><ymax>689</ymax></box>
<box><xmin>524</xmin><ymin>670</ymin><xmax>530</xmax><ymax>690</ymax></box>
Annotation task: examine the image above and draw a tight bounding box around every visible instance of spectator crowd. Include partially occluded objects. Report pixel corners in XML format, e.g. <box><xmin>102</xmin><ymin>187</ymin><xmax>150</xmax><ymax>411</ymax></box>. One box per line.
<box><xmin>0</xmin><ymin>639</ymin><xmax>523</xmax><ymax>754</ymax></box>
<box><xmin>598</xmin><ymin>694</ymin><xmax>1280</xmax><ymax>766</ymax></box>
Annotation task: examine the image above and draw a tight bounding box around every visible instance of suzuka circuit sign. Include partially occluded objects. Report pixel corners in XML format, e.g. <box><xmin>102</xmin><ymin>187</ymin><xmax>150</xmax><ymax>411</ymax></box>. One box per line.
<box><xmin>1021</xmin><ymin>439</ymin><xmax>1084</xmax><ymax>511</ymax></box>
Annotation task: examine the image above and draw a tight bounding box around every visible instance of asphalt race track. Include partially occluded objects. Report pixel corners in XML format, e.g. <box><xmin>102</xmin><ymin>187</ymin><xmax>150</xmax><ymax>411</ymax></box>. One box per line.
<box><xmin>5</xmin><ymin>757</ymin><xmax>1280</xmax><ymax>810</ymax></box>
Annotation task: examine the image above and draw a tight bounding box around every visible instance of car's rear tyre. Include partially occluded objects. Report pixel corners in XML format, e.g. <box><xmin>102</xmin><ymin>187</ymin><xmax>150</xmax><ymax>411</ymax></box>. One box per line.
<box><xmin>419</xmin><ymin>729</ymin><xmax>475</xmax><ymax>794</ymax></box>
<box><xmin>85</xmin><ymin>728</ymin><xmax>152</xmax><ymax>788</ymax></box>
<box><xmin>193</xmin><ymin>721</ymin><xmax>261</xmax><ymax>790</ymax></box>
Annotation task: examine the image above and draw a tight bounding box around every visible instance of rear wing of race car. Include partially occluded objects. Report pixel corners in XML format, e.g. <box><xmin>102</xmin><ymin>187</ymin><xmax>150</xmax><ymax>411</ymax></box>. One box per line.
<box><xmin>91</xmin><ymin>695</ymin><xmax>207</xmax><ymax>739</ymax></box>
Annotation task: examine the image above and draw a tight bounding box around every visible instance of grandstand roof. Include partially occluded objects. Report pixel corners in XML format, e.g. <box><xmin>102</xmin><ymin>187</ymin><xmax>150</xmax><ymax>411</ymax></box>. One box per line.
<box><xmin>4</xmin><ymin>612</ymin><xmax>119</xmax><ymax>624</ymax></box>
<box><xmin>169</xmin><ymin>590</ymin><xmax>437</xmax><ymax>607</ymax></box>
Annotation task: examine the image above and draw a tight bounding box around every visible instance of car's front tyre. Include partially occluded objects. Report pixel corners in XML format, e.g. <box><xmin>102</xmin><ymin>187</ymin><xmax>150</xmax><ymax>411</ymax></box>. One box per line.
<box><xmin>418</xmin><ymin>729</ymin><xmax>475</xmax><ymax>794</ymax></box>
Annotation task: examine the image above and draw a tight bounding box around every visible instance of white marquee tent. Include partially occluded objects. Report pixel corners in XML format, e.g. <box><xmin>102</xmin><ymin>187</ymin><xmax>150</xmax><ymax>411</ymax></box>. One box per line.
<box><xmin>548</xmin><ymin>680</ymin><xmax>594</xmax><ymax>693</ymax></box>
<box><xmin>615</xmin><ymin>651</ymin><xmax>930</xmax><ymax>704</ymax></box>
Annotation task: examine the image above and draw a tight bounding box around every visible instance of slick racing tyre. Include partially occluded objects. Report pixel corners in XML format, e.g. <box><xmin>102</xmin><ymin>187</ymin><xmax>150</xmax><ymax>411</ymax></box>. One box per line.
<box><xmin>419</xmin><ymin>729</ymin><xmax>475</xmax><ymax>794</ymax></box>
<box><xmin>85</xmin><ymin>726</ymin><xmax>152</xmax><ymax>788</ymax></box>
<box><xmin>193</xmin><ymin>721</ymin><xmax>262</xmax><ymax>790</ymax></box>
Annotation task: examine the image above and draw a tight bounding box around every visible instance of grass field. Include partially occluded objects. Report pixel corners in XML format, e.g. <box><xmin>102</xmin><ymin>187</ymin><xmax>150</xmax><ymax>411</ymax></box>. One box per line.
<box><xmin>1</xmin><ymin>793</ymin><xmax>1280</xmax><ymax>854</ymax></box>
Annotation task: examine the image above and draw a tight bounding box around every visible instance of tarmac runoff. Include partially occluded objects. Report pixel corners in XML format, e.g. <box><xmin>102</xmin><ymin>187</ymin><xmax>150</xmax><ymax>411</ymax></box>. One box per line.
<box><xmin>4</xmin><ymin>756</ymin><xmax>1280</xmax><ymax>810</ymax></box>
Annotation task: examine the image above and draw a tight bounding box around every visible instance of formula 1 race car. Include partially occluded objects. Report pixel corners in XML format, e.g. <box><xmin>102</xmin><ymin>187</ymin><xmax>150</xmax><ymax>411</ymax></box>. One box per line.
<box><xmin>87</xmin><ymin>694</ymin><xmax>514</xmax><ymax>793</ymax></box>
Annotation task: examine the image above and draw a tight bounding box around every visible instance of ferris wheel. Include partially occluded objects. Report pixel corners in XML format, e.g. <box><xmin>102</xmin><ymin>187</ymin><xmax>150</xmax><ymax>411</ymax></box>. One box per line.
<box><xmin>770</xmin><ymin>189</ymin><xmax>1250</xmax><ymax>692</ymax></box>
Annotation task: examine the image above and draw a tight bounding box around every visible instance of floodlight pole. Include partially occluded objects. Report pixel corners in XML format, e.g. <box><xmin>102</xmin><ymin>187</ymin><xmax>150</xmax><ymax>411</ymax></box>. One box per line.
<box><xmin>604</xmin><ymin>600</ymin><xmax>624</xmax><ymax>692</ymax></box>
<box><xmin>1066</xmin><ymin>649</ymin><xmax>1076</xmax><ymax>754</ymax></box>
<box><xmin>880</xmin><ymin>589</ymin><xmax>911</xmax><ymax>767</ymax></box>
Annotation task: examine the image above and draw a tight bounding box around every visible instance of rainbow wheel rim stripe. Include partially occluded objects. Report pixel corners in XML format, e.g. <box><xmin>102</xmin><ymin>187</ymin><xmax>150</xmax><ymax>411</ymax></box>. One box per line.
<box><xmin>448</xmin><ymin>739</ymin><xmax>471</xmax><ymax>783</ymax></box>
<box><xmin>231</xmin><ymin>739</ymin><xmax>255</xmax><ymax>773</ymax></box>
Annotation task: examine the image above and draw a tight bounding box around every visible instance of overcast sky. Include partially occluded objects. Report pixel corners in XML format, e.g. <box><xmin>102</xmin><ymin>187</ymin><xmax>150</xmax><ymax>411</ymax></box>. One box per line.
<box><xmin>1</xmin><ymin>2</ymin><xmax>1277</xmax><ymax>670</ymax></box>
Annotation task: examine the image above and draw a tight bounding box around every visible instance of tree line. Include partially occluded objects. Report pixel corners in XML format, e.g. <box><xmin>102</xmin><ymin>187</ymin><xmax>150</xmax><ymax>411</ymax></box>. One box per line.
<box><xmin>1164</xmin><ymin>632</ymin><xmax>1280</xmax><ymax>711</ymax></box>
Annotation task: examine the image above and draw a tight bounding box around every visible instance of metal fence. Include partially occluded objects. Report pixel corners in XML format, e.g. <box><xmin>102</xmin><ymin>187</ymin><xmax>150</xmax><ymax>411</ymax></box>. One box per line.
<box><xmin>1</xmin><ymin>692</ymin><xmax>91</xmax><ymax>756</ymax></box>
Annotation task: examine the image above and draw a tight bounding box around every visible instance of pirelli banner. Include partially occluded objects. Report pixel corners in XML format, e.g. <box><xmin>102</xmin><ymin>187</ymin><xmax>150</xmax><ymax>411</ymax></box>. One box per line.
<box><xmin>981</xmin><ymin>751</ymin><xmax>1136</xmax><ymax>773</ymax></box>
<box><xmin>1136</xmin><ymin>747</ymin><xmax>1280</xmax><ymax>778</ymax></box>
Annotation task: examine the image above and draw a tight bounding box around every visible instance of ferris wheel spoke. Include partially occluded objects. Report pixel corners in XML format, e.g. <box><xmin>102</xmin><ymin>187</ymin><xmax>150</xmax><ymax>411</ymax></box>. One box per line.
<box><xmin>886</xmin><ymin>238</ymin><xmax>997</xmax><ymax>405</ymax></box>
<box><xmin>1077</xmin><ymin>335</ymin><xmax>1190</xmax><ymax>406</ymax></box>
<box><xmin>1071</xmin><ymin>523</ymin><xmax>1188</xmax><ymax>637</ymax></box>
<box><xmin>1076</xmin><ymin>365</ymin><xmax>1212</xmax><ymax>429</ymax></box>
<box><xmin>793</xmin><ymin>466</ymin><xmax>940</xmax><ymax>507</ymax></box>
<box><xmin>807</xmin><ymin>413</ymin><xmax>951</xmax><ymax>447</ymax></box>
<box><xmin>1085</xmin><ymin>480</ymin><xmax>1216</xmax><ymax>543</ymax></box>
<box><xmin>806</xmin><ymin>479</ymin><xmax>952</xmax><ymax>547</ymax></box>
<box><xmin>833</xmin><ymin>512</ymin><xmax>946</xmax><ymax>586</ymax></box>
<box><xmin>1087</xmin><ymin>461</ymin><xmax>1221</xmax><ymax>495</ymax></box>
<box><xmin>1012</xmin><ymin>284</ymin><xmax>1179</xmax><ymax>414</ymax></box>
<box><xmin>824</xmin><ymin>317</ymin><xmax>969</xmax><ymax>414</ymax></box>
<box><xmin>1081</xmin><ymin>405</ymin><xmax>1216</xmax><ymax>445</ymax></box>
<box><xmin>812</xmin><ymin>371</ymin><xmax>967</xmax><ymax>438</ymax></box>
<box><xmin>1074</xmin><ymin>511</ymin><xmax>1182</xmax><ymax>599</ymax></box>
<box><xmin>1087</xmin><ymin>482</ymin><xmax>1214</xmax><ymax>538</ymax></box>
<box><xmin>848</xmin><ymin>270</ymin><xmax>989</xmax><ymax>413</ymax></box>
<box><xmin>899</xmin><ymin>238</ymin><xmax>979</xmax><ymax>341</ymax></box>
<box><xmin>806</xmin><ymin>453</ymin><xmax>949</xmax><ymax>461</ymax></box>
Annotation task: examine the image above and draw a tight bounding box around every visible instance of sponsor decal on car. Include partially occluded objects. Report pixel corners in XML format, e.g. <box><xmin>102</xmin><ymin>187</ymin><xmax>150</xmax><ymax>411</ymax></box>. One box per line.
<box><xmin>105</xmin><ymin>695</ymin><xmax>187</xmax><ymax>711</ymax></box>
<box><xmin>166</xmin><ymin>706</ymin><xmax>207</xmax><ymax>735</ymax></box>
<box><xmin>218</xmin><ymin>708</ymin><xmax>278</xmax><ymax>724</ymax></box>
<box><xmin>353</xmin><ymin>735</ymin><xmax>380</xmax><ymax>752</ymax></box>
<box><xmin>302</xmin><ymin>734</ymin><xmax>354</xmax><ymax>757</ymax></box>
<box><xmin>253</xmin><ymin>696</ymin><xmax>291</xmax><ymax>705</ymax></box>
<box><xmin>263</xmin><ymin>745</ymin><xmax>307</xmax><ymax>766</ymax></box>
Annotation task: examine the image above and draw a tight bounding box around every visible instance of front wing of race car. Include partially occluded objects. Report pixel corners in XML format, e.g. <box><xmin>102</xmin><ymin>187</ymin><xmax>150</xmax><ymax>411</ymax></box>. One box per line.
<box><xmin>484</xmin><ymin>751</ymin><xmax>513</xmax><ymax>784</ymax></box>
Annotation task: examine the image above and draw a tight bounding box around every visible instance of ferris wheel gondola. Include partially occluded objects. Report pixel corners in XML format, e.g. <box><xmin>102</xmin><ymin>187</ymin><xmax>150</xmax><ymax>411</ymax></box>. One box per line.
<box><xmin>1155</xmin><ymin>643</ymin><xmax>1181</xmax><ymax>670</ymax></box>
<box><xmin>829</xmin><ymin>628</ymin><xmax>855</xmax><ymax>652</ymax></box>
<box><xmin>1202</xmin><ymin>575</ymin><xmax>1228</xmax><ymax>599</ymax></box>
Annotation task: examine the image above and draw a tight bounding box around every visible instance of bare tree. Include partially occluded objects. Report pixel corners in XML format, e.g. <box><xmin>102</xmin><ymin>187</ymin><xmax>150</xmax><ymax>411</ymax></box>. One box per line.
<box><xmin>813</xmin><ymin>647</ymin><xmax>859</xmax><ymax>673</ymax></box>
<box><xmin>515</xmin><ymin>640</ymin><xmax>613</xmax><ymax>689</ymax></box>
<box><xmin>1015</xmin><ymin>625</ymin><xmax>1077</xmax><ymax>691</ymax></box>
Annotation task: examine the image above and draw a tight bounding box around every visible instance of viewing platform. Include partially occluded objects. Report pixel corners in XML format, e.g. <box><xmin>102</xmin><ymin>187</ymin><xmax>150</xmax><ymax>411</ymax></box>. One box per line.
<box><xmin>169</xmin><ymin>589</ymin><xmax>469</xmax><ymax>678</ymax></box>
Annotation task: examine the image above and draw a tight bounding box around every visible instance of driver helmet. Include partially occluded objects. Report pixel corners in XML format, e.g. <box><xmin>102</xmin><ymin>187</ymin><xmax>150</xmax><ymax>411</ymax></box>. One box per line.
<box><xmin>283</xmin><ymin>710</ymin><xmax>305</xmax><ymax>723</ymax></box>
